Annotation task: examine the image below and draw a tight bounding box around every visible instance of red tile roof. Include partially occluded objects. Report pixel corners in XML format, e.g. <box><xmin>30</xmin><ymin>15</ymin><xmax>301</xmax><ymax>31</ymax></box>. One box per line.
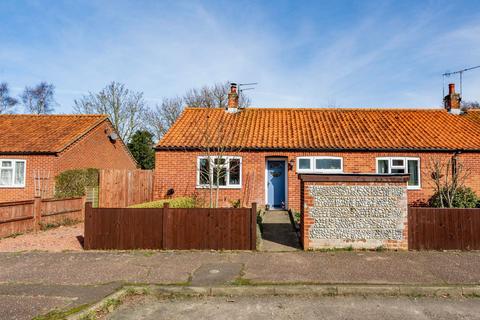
<box><xmin>157</xmin><ymin>108</ymin><xmax>480</xmax><ymax>151</ymax></box>
<box><xmin>0</xmin><ymin>114</ymin><xmax>108</xmax><ymax>153</ymax></box>
<box><xmin>464</xmin><ymin>109</ymin><xmax>480</xmax><ymax>127</ymax></box>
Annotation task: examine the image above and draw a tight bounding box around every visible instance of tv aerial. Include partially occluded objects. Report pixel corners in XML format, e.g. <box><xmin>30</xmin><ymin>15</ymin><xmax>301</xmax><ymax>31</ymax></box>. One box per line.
<box><xmin>442</xmin><ymin>65</ymin><xmax>480</xmax><ymax>98</ymax></box>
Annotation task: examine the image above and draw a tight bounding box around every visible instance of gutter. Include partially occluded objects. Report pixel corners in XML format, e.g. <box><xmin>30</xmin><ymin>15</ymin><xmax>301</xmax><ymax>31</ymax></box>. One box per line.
<box><xmin>154</xmin><ymin>146</ymin><xmax>480</xmax><ymax>153</ymax></box>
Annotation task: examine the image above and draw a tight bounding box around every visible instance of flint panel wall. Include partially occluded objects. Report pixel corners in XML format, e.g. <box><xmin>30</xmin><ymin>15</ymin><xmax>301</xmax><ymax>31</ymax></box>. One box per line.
<box><xmin>301</xmin><ymin>175</ymin><xmax>409</xmax><ymax>250</ymax></box>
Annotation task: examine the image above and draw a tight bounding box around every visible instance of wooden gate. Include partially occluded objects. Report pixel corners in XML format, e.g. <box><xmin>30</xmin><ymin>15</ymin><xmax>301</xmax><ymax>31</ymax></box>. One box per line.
<box><xmin>408</xmin><ymin>207</ymin><xmax>480</xmax><ymax>250</ymax></box>
<box><xmin>98</xmin><ymin>169</ymin><xmax>154</xmax><ymax>208</ymax></box>
<box><xmin>84</xmin><ymin>203</ymin><xmax>257</xmax><ymax>250</ymax></box>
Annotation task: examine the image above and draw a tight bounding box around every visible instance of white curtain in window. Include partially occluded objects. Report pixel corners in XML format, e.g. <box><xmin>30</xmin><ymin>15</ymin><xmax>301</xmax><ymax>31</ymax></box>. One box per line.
<box><xmin>15</xmin><ymin>161</ymin><xmax>25</xmax><ymax>185</ymax></box>
<box><xmin>0</xmin><ymin>169</ymin><xmax>13</xmax><ymax>186</ymax></box>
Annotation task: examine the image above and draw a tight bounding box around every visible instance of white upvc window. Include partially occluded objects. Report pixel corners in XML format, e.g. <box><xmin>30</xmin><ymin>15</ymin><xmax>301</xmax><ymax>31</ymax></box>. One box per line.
<box><xmin>376</xmin><ymin>157</ymin><xmax>421</xmax><ymax>190</ymax></box>
<box><xmin>197</xmin><ymin>156</ymin><xmax>242</xmax><ymax>188</ymax></box>
<box><xmin>0</xmin><ymin>159</ymin><xmax>26</xmax><ymax>188</ymax></box>
<box><xmin>296</xmin><ymin>156</ymin><xmax>343</xmax><ymax>173</ymax></box>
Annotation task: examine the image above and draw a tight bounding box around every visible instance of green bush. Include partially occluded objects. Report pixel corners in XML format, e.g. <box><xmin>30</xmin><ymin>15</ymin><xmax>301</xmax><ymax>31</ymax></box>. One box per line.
<box><xmin>230</xmin><ymin>199</ymin><xmax>241</xmax><ymax>208</ymax></box>
<box><xmin>129</xmin><ymin>197</ymin><xmax>197</xmax><ymax>208</ymax></box>
<box><xmin>54</xmin><ymin>168</ymin><xmax>99</xmax><ymax>199</ymax></box>
<box><xmin>429</xmin><ymin>187</ymin><xmax>478</xmax><ymax>208</ymax></box>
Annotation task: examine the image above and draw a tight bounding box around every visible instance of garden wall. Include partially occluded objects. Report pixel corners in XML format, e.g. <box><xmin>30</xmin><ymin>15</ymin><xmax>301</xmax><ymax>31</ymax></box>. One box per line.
<box><xmin>300</xmin><ymin>174</ymin><xmax>409</xmax><ymax>250</ymax></box>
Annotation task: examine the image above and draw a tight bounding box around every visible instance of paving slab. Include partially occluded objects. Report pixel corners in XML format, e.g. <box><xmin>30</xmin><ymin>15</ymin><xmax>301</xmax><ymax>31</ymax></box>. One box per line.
<box><xmin>190</xmin><ymin>263</ymin><xmax>243</xmax><ymax>286</ymax></box>
<box><xmin>261</xmin><ymin>210</ymin><xmax>301</xmax><ymax>251</ymax></box>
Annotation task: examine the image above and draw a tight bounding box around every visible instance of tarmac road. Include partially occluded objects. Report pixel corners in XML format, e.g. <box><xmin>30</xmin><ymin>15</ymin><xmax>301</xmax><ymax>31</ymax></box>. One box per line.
<box><xmin>107</xmin><ymin>295</ymin><xmax>480</xmax><ymax>320</ymax></box>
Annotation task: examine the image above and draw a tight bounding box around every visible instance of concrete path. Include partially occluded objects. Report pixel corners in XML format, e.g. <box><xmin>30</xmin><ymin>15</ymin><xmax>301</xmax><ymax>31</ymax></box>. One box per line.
<box><xmin>2</xmin><ymin>251</ymin><xmax>480</xmax><ymax>319</ymax></box>
<box><xmin>2</xmin><ymin>251</ymin><xmax>480</xmax><ymax>286</ymax></box>
<box><xmin>260</xmin><ymin>210</ymin><xmax>301</xmax><ymax>251</ymax></box>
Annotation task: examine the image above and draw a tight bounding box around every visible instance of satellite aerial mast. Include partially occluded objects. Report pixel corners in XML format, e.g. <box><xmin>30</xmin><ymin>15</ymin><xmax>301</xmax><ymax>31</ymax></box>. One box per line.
<box><xmin>442</xmin><ymin>65</ymin><xmax>480</xmax><ymax>98</ymax></box>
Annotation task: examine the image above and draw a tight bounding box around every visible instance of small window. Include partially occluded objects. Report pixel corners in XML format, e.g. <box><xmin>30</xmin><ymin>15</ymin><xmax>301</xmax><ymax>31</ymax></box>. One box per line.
<box><xmin>315</xmin><ymin>158</ymin><xmax>342</xmax><ymax>171</ymax></box>
<box><xmin>297</xmin><ymin>156</ymin><xmax>343</xmax><ymax>173</ymax></box>
<box><xmin>377</xmin><ymin>159</ymin><xmax>389</xmax><ymax>173</ymax></box>
<box><xmin>198</xmin><ymin>158</ymin><xmax>210</xmax><ymax>185</ymax></box>
<box><xmin>376</xmin><ymin>157</ymin><xmax>420</xmax><ymax>189</ymax></box>
<box><xmin>229</xmin><ymin>158</ymin><xmax>241</xmax><ymax>185</ymax></box>
<box><xmin>0</xmin><ymin>160</ymin><xmax>26</xmax><ymax>188</ymax></box>
<box><xmin>407</xmin><ymin>159</ymin><xmax>419</xmax><ymax>187</ymax></box>
<box><xmin>197</xmin><ymin>156</ymin><xmax>241</xmax><ymax>188</ymax></box>
<box><xmin>298</xmin><ymin>158</ymin><xmax>311</xmax><ymax>171</ymax></box>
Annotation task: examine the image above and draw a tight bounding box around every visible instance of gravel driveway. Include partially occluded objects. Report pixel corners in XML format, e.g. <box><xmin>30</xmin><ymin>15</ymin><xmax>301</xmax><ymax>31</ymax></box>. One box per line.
<box><xmin>0</xmin><ymin>223</ymin><xmax>84</xmax><ymax>252</ymax></box>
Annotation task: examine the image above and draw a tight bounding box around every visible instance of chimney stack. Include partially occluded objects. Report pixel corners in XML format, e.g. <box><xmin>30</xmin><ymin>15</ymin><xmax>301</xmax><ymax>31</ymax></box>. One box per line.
<box><xmin>444</xmin><ymin>83</ymin><xmax>462</xmax><ymax>114</ymax></box>
<box><xmin>227</xmin><ymin>83</ymin><xmax>239</xmax><ymax>111</ymax></box>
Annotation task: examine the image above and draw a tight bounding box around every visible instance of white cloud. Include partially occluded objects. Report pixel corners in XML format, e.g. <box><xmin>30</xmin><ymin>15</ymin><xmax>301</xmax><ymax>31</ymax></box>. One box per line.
<box><xmin>1</xmin><ymin>1</ymin><xmax>480</xmax><ymax>112</ymax></box>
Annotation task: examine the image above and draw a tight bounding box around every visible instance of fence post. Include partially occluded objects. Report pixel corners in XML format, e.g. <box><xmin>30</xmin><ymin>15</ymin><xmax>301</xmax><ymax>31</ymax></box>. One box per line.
<box><xmin>33</xmin><ymin>196</ymin><xmax>42</xmax><ymax>232</ymax></box>
<box><xmin>162</xmin><ymin>203</ymin><xmax>169</xmax><ymax>250</ymax></box>
<box><xmin>81</xmin><ymin>196</ymin><xmax>87</xmax><ymax>220</ymax></box>
<box><xmin>84</xmin><ymin>201</ymin><xmax>93</xmax><ymax>249</ymax></box>
<box><xmin>251</xmin><ymin>202</ymin><xmax>257</xmax><ymax>250</ymax></box>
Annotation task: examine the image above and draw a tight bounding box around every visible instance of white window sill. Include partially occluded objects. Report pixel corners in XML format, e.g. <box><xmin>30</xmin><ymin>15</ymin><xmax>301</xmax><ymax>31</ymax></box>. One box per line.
<box><xmin>196</xmin><ymin>185</ymin><xmax>242</xmax><ymax>190</ymax></box>
<box><xmin>407</xmin><ymin>186</ymin><xmax>421</xmax><ymax>190</ymax></box>
<box><xmin>0</xmin><ymin>185</ymin><xmax>25</xmax><ymax>189</ymax></box>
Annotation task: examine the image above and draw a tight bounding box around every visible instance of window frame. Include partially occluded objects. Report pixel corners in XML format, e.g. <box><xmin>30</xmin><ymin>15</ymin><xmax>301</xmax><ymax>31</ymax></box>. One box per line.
<box><xmin>375</xmin><ymin>157</ymin><xmax>421</xmax><ymax>190</ymax></box>
<box><xmin>196</xmin><ymin>156</ymin><xmax>242</xmax><ymax>189</ymax></box>
<box><xmin>296</xmin><ymin>156</ymin><xmax>343</xmax><ymax>174</ymax></box>
<box><xmin>0</xmin><ymin>159</ymin><xmax>26</xmax><ymax>188</ymax></box>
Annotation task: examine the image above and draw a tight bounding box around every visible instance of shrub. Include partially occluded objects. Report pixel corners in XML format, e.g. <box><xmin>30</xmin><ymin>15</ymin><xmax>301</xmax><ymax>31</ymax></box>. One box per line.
<box><xmin>429</xmin><ymin>187</ymin><xmax>478</xmax><ymax>208</ymax></box>
<box><xmin>129</xmin><ymin>197</ymin><xmax>197</xmax><ymax>208</ymax></box>
<box><xmin>54</xmin><ymin>168</ymin><xmax>99</xmax><ymax>199</ymax></box>
<box><xmin>230</xmin><ymin>199</ymin><xmax>241</xmax><ymax>208</ymax></box>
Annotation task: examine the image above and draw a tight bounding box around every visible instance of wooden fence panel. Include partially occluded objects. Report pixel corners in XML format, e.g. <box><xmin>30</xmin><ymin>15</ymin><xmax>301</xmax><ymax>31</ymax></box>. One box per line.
<box><xmin>40</xmin><ymin>197</ymin><xmax>84</xmax><ymax>225</ymax></box>
<box><xmin>0</xmin><ymin>197</ymin><xmax>84</xmax><ymax>238</ymax></box>
<box><xmin>408</xmin><ymin>207</ymin><xmax>480</xmax><ymax>250</ymax></box>
<box><xmin>84</xmin><ymin>205</ymin><xmax>163</xmax><ymax>250</ymax></box>
<box><xmin>98</xmin><ymin>169</ymin><xmax>154</xmax><ymax>208</ymax></box>
<box><xmin>0</xmin><ymin>200</ymin><xmax>35</xmax><ymax>238</ymax></box>
<box><xmin>84</xmin><ymin>203</ymin><xmax>257</xmax><ymax>250</ymax></box>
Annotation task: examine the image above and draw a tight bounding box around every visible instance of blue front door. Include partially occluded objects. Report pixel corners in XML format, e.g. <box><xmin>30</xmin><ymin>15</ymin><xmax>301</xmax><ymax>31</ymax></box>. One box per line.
<box><xmin>267</xmin><ymin>160</ymin><xmax>286</xmax><ymax>208</ymax></box>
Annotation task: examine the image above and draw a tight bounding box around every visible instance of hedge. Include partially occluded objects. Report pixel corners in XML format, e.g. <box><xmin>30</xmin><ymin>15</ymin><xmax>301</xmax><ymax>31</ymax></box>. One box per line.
<box><xmin>54</xmin><ymin>168</ymin><xmax>99</xmax><ymax>199</ymax></box>
<box><xmin>129</xmin><ymin>197</ymin><xmax>197</xmax><ymax>208</ymax></box>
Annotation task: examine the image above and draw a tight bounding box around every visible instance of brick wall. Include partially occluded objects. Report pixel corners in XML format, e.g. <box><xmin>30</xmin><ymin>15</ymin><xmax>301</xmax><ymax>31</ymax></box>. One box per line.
<box><xmin>0</xmin><ymin>155</ymin><xmax>56</xmax><ymax>202</ymax></box>
<box><xmin>155</xmin><ymin>150</ymin><xmax>480</xmax><ymax>210</ymax></box>
<box><xmin>300</xmin><ymin>176</ymin><xmax>408</xmax><ymax>250</ymax></box>
<box><xmin>57</xmin><ymin>121</ymin><xmax>137</xmax><ymax>172</ymax></box>
<box><xmin>0</xmin><ymin>121</ymin><xmax>137</xmax><ymax>203</ymax></box>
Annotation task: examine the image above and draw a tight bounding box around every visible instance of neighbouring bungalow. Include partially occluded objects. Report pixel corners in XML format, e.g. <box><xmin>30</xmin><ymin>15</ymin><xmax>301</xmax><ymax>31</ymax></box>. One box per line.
<box><xmin>0</xmin><ymin>114</ymin><xmax>137</xmax><ymax>202</ymax></box>
<box><xmin>154</xmin><ymin>83</ymin><xmax>480</xmax><ymax>212</ymax></box>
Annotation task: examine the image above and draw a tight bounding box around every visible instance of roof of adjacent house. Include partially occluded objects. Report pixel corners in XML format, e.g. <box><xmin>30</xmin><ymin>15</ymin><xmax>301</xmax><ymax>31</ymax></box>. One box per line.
<box><xmin>156</xmin><ymin>107</ymin><xmax>480</xmax><ymax>151</ymax></box>
<box><xmin>463</xmin><ymin>109</ymin><xmax>480</xmax><ymax>126</ymax></box>
<box><xmin>0</xmin><ymin>114</ymin><xmax>108</xmax><ymax>154</ymax></box>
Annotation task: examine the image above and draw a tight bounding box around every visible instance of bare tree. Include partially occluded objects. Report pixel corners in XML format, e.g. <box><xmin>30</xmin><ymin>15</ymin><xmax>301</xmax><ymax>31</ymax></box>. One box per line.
<box><xmin>428</xmin><ymin>156</ymin><xmax>471</xmax><ymax>208</ymax></box>
<box><xmin>21</xmin><ymin>82</ymin><xmax>55</xmax><ymax>114</ymax></box>
<box><xmin>147</xmin><ymin>82</ymin><xmax>251</xmax><ymax>141</ymax></box>
<box><xmin>74</xmin><ymin>82</ymin><xmax>147</xmax><ymax>143</ymax></box>
<box><xmin>184</xmin><ymin>82</ymin><xmax>250</xmax><ymax>109</ymax></box>
<box><xmin>146</xmin><ymin>97</ymin><xmax>183</xmax><ymax>141</ymax></box>
<box><xmin>196</xmin><ymin>112</ymin><xmax>242</xmax><ymax>208</ymax></box>
<box><xmin>461</xmin><ymin>101</ymin><xmax>480</xmax><ymax>111</ymax></box>
<box><xmin>0</xmin><ymin>82</ymin><xmax>18</xmax><ymax>114</ymax></box>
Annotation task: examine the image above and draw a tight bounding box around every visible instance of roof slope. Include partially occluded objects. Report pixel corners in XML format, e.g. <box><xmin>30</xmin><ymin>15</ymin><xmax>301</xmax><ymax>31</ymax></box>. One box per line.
<box><xmin>157</xmin><ymin>108</ymin><xmax>480</xmax><ymax>151</ymax></box>
<box><xmin>0</xmin><ymin>114</ymin><xmax>108</xmax><ymax>153</ymax></box>
<box><xmin>463</xmin><ymin>109</ymin><xmax>480</xmax><ymax>127</ymax></box>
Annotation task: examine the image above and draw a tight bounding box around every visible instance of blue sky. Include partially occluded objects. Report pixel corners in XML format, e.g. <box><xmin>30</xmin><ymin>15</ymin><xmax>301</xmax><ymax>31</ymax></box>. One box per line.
<box><xmin>1</xmin><ymin>0</ymin><xmax>480</xmax><ymax>112</ymax></box>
